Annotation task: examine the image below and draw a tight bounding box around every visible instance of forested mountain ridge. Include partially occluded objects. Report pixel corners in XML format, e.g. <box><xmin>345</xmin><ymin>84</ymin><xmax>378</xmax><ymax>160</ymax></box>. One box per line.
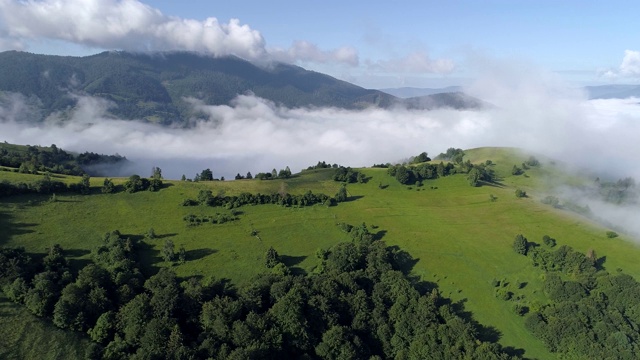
<box><xmin>0</xmin><ymin>51</ymin><xmax>483</xmax><ymax>125</ymax></box>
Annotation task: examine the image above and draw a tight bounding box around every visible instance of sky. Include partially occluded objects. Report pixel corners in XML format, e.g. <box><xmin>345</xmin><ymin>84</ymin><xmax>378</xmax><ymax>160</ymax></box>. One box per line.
<box><xmin>0</xmin><ymin>0</ymin><xmax>639</xmax><ymax>88</ymax></box>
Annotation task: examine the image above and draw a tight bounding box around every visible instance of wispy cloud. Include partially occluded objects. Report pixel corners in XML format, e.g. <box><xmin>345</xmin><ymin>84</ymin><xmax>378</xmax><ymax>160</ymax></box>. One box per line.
<box><xmin>270</xmin><ymin>40</ymin><xmax>359</xmax><ymax>66</ymax></box>
<box><xmin>367</xmin><ymin>51</ymin><xmax>455</xmax><ymax>74</ymax></box>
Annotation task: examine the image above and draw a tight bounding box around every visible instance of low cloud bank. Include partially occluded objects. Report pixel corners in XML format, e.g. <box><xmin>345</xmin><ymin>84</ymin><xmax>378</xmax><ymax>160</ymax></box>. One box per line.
<box><xmin>1</xmin><ymin>70</ymin><xmax>640</xmax><ymax>236</ymax></box>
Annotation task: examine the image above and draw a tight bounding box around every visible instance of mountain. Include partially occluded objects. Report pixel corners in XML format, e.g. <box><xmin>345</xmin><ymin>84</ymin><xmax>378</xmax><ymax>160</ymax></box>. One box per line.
<box><xmin>403</xmin><ymin>92</ymin><xmax>486</xmax><ymax>110</ymax></box>
<box><xmin>0</xmin><ymin>51</ymin><xmax>483</xmax><ymax>126</ymax></box>
<box><xmin>585</xmin><ymin>84</ymin><xmax>640</xmax><ymax>99</ymax></box>
<box><xmin>380</xmin><ymin>86</ymin><xmax>463</xmax><ymax>98</ymax></box>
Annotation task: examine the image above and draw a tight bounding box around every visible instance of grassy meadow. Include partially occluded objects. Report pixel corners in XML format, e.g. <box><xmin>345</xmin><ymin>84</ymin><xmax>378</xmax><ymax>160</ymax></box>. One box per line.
<box><xmin>1</xmin><ymin>147</ymin><xmax>640</xmax><ymax>359</ymax></box>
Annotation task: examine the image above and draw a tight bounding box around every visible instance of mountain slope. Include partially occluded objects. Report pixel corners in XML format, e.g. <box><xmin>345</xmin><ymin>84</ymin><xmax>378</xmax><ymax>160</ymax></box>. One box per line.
<box><xmin>585</xmin><ymin>84</ymin><xmax>640</xmax><ymax>99</ymax></box>
<box><xmin>0</xmin><ymin>51</ymin><xmax>487</xmax><ymax>126</ymax></box>
<box><xmin>0</xmin><ymin>51</ymin><xmax>395</xmax><ymax>125</ymax></box>
<box><xmin>403</xmin><ymin>91</ymin><xmax>486</xmax><ymax>110</ymax></box>
<box><xmin>380</xmin><ymin>86</ymin><xmax>463</xmax><ymax>98</ymax></box>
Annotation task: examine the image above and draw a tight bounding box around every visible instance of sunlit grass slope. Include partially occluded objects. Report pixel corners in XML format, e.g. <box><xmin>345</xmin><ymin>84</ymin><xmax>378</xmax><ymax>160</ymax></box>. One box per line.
<box><xmin>0</xmin><ymin>294</ymin><xmax>90</xmax><ymax>360</ymax></box>
<box><xmin>1</xmin><ymin>147</ymin><xmax>639</xmax><ymax>359</ymax></box>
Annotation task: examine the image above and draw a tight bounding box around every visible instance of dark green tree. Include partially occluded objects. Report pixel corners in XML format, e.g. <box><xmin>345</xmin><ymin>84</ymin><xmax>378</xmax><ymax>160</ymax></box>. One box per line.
<box><xmin>102</xmin><ymin>178</ymin><xmax>115</xmax><ymax>194</ymax></box>
<box><xmin>163</xmin><ymin>240</ymin><xmax>175</xmax><ymax>262</ymax></box>
<box><xmin>265</xmin><ymin>246</ymin><xmax>280</xmax><ymax>268</ymax></box>
<box><xmin>79</xmin><ymin>174</ymin><xmax>91</xmax><ymax>194</ymax></box>
<box><xmin>467</xmin><ymin>168</ymin><xmax>481</xmax><ymax>187</ymax></box>
<box><xmin>513</xmin><ymin>234</ymin><xmax>529</xmax><ymax>255</ymax></box>
<box><xmin>335</xmin><ymin>184</ymin><xmax>348</xmax><ymax>202</ymax></box>
<box><xmin>200</xmin><ymin>168</ymin><xmax>213</xmax><ymax>181</ymax></box>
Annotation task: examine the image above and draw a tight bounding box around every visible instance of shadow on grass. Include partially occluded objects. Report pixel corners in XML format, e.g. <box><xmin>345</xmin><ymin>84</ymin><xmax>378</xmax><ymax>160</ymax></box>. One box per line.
<box><xmin>0</xmin><ymin>209</ymin><xmax>37</xmax><ymax>246</ymax></box>
<box><xmin>185</xmin><ymin>248</ymin><xmax>217</xmax><ymax>261</ymax></box>
<box><xmin>480</xmin><ymin>180</ymin><xmax>506</xmax><ymax>188</ymax></box>
<box><xmin>373</xmin><ymin>230</ymin><xmax>387</xmax><ymax>241</ymax></box>
<box><xmin>156</xmin><ymin>233</ymin><xmax>178</xmax><ymax>239</ymax></box>
<box><xmin>596</xmin><ymin>255</ymin><xmax>607</xmax><ymax>270</ymax></box>
<box><xmin>280</xmin><ymin>255</ymin><xmax>308</xmax><ymax>276</ymax></box>
<box><xmin>65</xmin><ymin>249</ymin><xmax>91</xmax><ymax>257</ymax></box>
<box><xmin>388</xmin><ymin>245</ymin><xmax>419</xmax><ymax>275</ymax></box>
<box><xmin>345</xmin><ymin>195</ymin><xmax>364</xmax><ymax>202</ymax></box>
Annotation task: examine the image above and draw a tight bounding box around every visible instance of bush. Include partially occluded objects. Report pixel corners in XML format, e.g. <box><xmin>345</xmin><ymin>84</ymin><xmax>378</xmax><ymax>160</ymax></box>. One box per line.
<box><xmin>606</xmin><ymin>231</ymin><xmax>619</xmax><ymax>238</ymax></box>
<box><xmin>515</xmin><ymin>189</ymin><xmax>527</xmax><ymax>198</ymax></box>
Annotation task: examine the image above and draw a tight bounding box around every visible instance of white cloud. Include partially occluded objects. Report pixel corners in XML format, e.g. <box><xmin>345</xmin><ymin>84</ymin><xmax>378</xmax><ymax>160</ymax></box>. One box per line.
<box><xmin>0</xmin><ymin>0</ymin><xmax>360</xmax><ymax>67</ymax></box>
<box><xmin>620</xmin><ymin>50</ymin><xmax>640</xmax><ymax>77</ymax></box>
<box><xmin>601</xmin><ymin>50</ymin><xmax>640</xmax><ymax>80</ymax></box>
<box><xmin>271</xmin><ymin>40</ymin><xmax>359</xmax><ymax>66</ymax></box>
<box><xmin>368</xmin><ymin>51</ymin><xmax>455</xmax><ymax>74</ymax></box>
<box><xmin>0</xmin><ymin>0</ymin><xmax>267</xmax><ymax>59</ymax></box>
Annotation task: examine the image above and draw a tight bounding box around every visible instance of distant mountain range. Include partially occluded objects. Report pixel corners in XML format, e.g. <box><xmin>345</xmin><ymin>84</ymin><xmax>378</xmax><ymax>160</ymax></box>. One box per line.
<box><xmin>0</xmin><ymin>51</ymin><xmax>485</xmax><ymax>126</ymax></box>
<box><xmin>584</xmin><ymin>85</ymin><xmax>640</xmax><ymax>100</ymax></box>
<box><xmin>379</xmin><ymin>86</ymin><xmax>463</xmax><ymax>98</ymax></box>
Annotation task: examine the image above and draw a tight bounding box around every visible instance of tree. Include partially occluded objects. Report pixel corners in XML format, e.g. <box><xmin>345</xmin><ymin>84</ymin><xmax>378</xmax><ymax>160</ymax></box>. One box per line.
<box><xmin>246</xmin><ymin>172</ymin><xmax>253</xmax><ymax>179</ymax></box>
<box><xmin>89</xmin><ymin>311</ymin><xmax>115</xmax><ymax>344</ymax></box>
<box><xmin>151</xmin><ymin>166</ymin><xmax>162</xmax><ymax>179</ymax></box>
<box><xmin>395</xmin><ymin>166</ymin><xmax>414</xmax><ymax>185</ymax></box>
<box><xmin>335</xmin><ymin>184</ymin><xmax>348</xmax><ymax>202</ymax></box>
<box><xmin>163</xmin><ymin>239</ymin><xmax>175</xmax><ymax>262</ymax></box>
<box><xmin>102</xmin><ymin>178</ymin><xmax>115</xmax><ymax>194</ymax></box>
<box><xmin>467</xmin><ymin>168</ymin><xmax>481</xmax><ymax>187</ymax></box>
<box><xmin>515</xmin><ymin>189</ymin><xmax>527</xmax><ymax>198</ymax></box>
<box><xmin>79</xmin><ymin>174</ymin><xmax>90</xmax><ymax>195</ymax></box>
<box><xmin>178</xmin><ymin>245</ymin><xmax>186</xmax><ymax>264</ymax></box>
<box><xmin>265</xmin><ymin>246</ymin><xmax>280</xmax><ymax>268</ymax></box>
<box><xmin>200</xmin><ymin>168</ymin><xmax>213</xmax><ymax>181</ymax></box>
<box><xmin>180</xmin><ymin>174</ymin><xmax>186</xmax><ymax>181</ymax></box>
<box><xmin>413</xmin><ymin>152</ymin><xmax>431</xmax><ymax>163</ymax></box>
<box><xmin>512</xmin><ymin>165</ymin><xmax>523</xmax><ymax>176</ymax></box>
<box><xmin>271</xmin><ymin>168</ymin><xmax>278</xmax><ymax>179</ymax></box>
<box><xmin>513</xmin><ymin>234</ymin><xmax>529</xmax><ymax>255</ymax></box>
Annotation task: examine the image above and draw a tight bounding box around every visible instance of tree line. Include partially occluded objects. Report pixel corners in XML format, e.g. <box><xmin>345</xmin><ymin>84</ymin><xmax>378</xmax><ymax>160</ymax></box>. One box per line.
<box><xmin>0</xmin><ymin>226</ymin><xmax>518</xmax><ymax>359</ymax></box>
<box><xmin>0</xmin><ymin>142</ymin><xmax>126</xmax><ymax>176</ymax></box>
<box><xmin>183</xmin><ymin>188</ymin><xmax>348</xmax><ymax>210</ymax></box>
<box><xmin>507</xmin><ymin>234</ymin><xmax>640</xmax><ymax>358</ymax></box>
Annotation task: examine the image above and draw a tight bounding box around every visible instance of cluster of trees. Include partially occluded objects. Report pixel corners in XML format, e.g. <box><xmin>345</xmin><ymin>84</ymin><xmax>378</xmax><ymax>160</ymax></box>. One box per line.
<box><xmin>0</xmin><ymin>173</ymin><xmax>90</xmax><ymax>198</ymax></box>
<box><xmin>387</xmin><ymin>162</ymin><xmax>452</xmax><ymax>185</ymax></box>
<box><xmin>333</xmin><ymin>166</ymin><xmax>366</xmax><ymax>183</ymax></box>
<box><xmin>0</xmin><ymin>143</ymin><xmax>126</xmax><ymax>176</ymax></box>
<box><xmin>434</xmin><ymin>148</ymin><xmax>465</xmax><ymax>163</ymax></box>
<box><xmin>512</xmin><ymin>157</ymin><xmax>541</xmax><ymax>176</ymax></box>
<box><xmin>508</xmin><ymin>234</ymin><xmax>640</xmax><ymax>358</ymax></box>
<box><xmin>305</xmin><ymin>161</ymin><xmax>340</xmax><ymax>171</ymax></box>
<box><xmin>184</xmin><ymin>189</ymin><xmax>342</xmax><ymax>209</ymax></box>
<box><xmin>182</xmin><ymin>213</ymin><xmax>237</xmax><ymax>226</ymax></box>
<box><xmin>123</xmin><ymin>174</ymin><xmax>163</xmax><ymax>193</ymax></box>
<box><xmin>0</xmin><ymin>226</ymin><xmax>519</xmax><ymax>359</ymax></box>
<box><xmin>254</xmin><ymin>167</ymin><xmax>292</xmax><ymax>180</ymax></box>
<box><xmin>595</xmin><ymin>177</ymin><xmax>638</xmax><ymax>205</ymax></box>
<box><xmin>411</xmin><ymin>151</ymin><xmax>431</xmax><ymax>164</ymax></box>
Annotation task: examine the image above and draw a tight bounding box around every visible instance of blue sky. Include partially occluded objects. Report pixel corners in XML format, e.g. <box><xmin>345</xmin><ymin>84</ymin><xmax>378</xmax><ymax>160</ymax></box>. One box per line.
<box><xmin>0</xmin><ymin>0</ymin><xmax>638</xmax><ymax>88</ymax></box>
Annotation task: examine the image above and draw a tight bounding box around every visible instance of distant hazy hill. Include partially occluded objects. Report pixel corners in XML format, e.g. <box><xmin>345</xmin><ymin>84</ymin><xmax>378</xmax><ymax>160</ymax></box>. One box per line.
<box><xmin>585</xmin><ymin>84</ymin><xmax>640</xmax><ymax>99</ymax></box>
<box><xmin>402</xmin><ymin>92</ymin><xmax>486</xmax><ymax>110</ymax></box>
<box><xmin>0</xmin><ymin>51</ymin><xmax>484</xmax><ymax>126</ymax></box>
<box><xmin>380</xmin><ymin>86</ymin><xmax>462</xmax><ymax>98</ymax></box>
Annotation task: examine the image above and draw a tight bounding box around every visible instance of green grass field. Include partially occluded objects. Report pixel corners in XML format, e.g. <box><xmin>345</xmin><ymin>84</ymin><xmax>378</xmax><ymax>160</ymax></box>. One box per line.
<box><xmin>1</xmin><ymin>147</ymin><xmax>639</xmax><ymax>359</ymax></box>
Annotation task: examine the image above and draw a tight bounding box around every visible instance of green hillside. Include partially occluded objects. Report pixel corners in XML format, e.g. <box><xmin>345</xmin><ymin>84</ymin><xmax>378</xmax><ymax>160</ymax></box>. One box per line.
<box><xmin>0</xmin><ymin>51</ymin><xmax>397</xmax><ymax>125</ymax></box>
<box><xmin>0</xmin><ymin>51</ymin><xmax>485</xmax><ymax>125</ymax></box>
<box><xmin>1</xmin><ymin>147</ymin><xmax>639</xmax><ymax>359</ymax></box>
